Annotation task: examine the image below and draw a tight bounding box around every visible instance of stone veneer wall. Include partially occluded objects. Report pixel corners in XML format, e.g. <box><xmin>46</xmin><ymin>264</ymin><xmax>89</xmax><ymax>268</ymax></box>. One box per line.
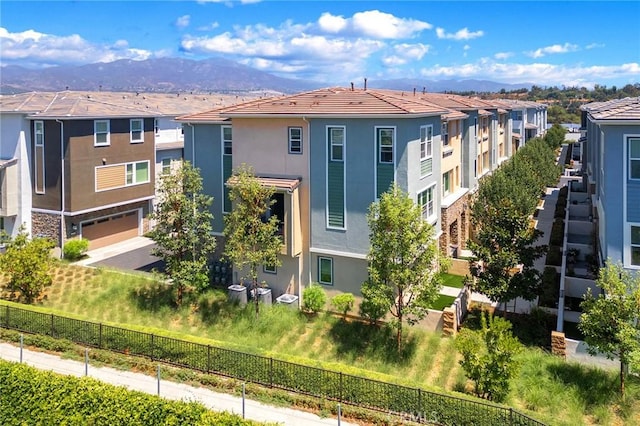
<box><xmin>31</xmin><ymin>211</ymin><xmax>61</xmax><ymax>244</ymax></box>
<box><xmin>439</xmin><ymin>194</ymin><xmax>469</xmax><ymax>255</ymax></box>
<box><xmin>551</xmin><ymin>331</ymin><xmax>566</xmax><ymax>358</ymax></box>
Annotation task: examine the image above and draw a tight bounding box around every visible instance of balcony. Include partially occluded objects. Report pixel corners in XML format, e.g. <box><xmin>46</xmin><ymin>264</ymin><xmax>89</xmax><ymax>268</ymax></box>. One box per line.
<box><xmin>0</xmin><ymin>160</ymin><xmax>18</xmax><ymax>217</ymax></box>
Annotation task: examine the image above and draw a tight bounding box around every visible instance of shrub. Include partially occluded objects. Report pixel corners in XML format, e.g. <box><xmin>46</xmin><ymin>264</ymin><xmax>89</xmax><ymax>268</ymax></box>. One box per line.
<box><xmin>302</xmin><ymin>283</ymin><xmax>327</xmax><ymax>313</ymax></box>
<box><xmin>63</xmin><ymin>238</ymin><xmax>89</xmax><ymax>261</ymax></box>
<box><xmin>331</xmin><ymin>293</ymin><xmax>355</xmax><ymax>319</ymax></box>
<box><xmin>549</xmin><ymin>219</ymin><xmax>565</xmax><ymax>247</ymax></box>
<box><xmin>546</xmin><ymin>245</ymin><xmax>562</xmax><ymax>266</ymax></box>
<box><xmin>539</xmin><ymin>267</ymin><xmax>560</xmax><ymax>308</ymax></box>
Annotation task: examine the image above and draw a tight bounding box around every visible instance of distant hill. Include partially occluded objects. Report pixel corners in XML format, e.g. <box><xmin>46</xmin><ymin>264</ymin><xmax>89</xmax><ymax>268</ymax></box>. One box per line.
<box><xmin>0</xmin><ymin>57</ymin><xmax>533</xmax><ymax>95</ymax></box>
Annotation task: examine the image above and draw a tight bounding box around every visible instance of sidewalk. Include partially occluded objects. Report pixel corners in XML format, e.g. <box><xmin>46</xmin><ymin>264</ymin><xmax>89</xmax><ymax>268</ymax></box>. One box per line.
<box><xmin>0</xmin><ymin>342</ymin><xmax>357</xmax><ymax>426</ymax></box>
<box><xmin>74</xmin><ymin>236</ymin><xmax>156</xmax><ymax>266</ymax></box>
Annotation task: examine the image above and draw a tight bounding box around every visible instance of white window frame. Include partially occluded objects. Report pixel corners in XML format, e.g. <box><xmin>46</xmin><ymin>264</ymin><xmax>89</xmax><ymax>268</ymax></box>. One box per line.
<box><xmin>442</xmin><ymin>122</ymin><xmax>449</xmax><ymax>146</ymax></box>
<box><xmin>420</xmin><ymin>125</ymin><xmax>433</xmax><ymax>160</ymax></box>
<box><xmin>125</xmin><ymin>160</ymin><xmax>150</xmax><ymax>186</ymax></box>
<box><xmin>34</xmin><ymin>120</ymin><xmax>45</xmax><ymax>194</ymax></box>
<box><xmin>318</xmin><ymin>256</ymin><xmax>334</xmax><ymax>285</ymax></box>
<box><xmin>329</xmin><ymin>126</ymin><xmax>344</xmax><ymax>162</ymax></box>
<box><xmin>222</xmin><ymin>126</ymin><xmax>232</xmax><ymax>156</ymax></box>
<box><xmin>161</xmin><ymin>158</ymin><xmax>171</xmax><ymax>175</ymax></box>
<box><xmin>94</xmin><ymin>120</ymin><xmax>110</xmax><ymax>146</ymax></box>
<box><xmin>443</xmin><ymin>170</ymin><xmax>451</xmax><ymax>196</ymax></box>
<box><xmin>130</xmin><ymin>119</ymin><xmax>144</xmax><ymax>143</ymax></box>
<box><xmin>418</xmin><ymin>184</ymin><xmax>436</xmax><ymax>223</ymax></box>
<box><xmin>377</xmin><ymin>127</ymin><xmax>395</xmax><ymax>164</ymax></box>
<box><xmin>629</xmin><ymin>137</ymin><xmax>640</xmax><ymax>180</ymax></box>
<box><xmin>288</xmin><ymin>127</ymin><xmax>302</xmax><ymax>154</ymax></box>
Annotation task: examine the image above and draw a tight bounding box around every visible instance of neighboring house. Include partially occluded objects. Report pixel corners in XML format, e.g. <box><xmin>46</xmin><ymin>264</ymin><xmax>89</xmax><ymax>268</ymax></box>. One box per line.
<box><xmin>581</xmin><ymin>97</ymin><xmax>640</xmax><ymax>272</ymax></box>
<box><xmin>0</xmin><ymin>91</ymin><xmax>252</xmax><ymax>250</ymax></box>
<box><xmin>498</xmin><ymin>99</ymin><xmax>548</xmax><ymax>149</ymax></box>
<box><xmin>178</xmin><ymin>87</ymin><xmax>526</xmax><ymax>297</ymax></box>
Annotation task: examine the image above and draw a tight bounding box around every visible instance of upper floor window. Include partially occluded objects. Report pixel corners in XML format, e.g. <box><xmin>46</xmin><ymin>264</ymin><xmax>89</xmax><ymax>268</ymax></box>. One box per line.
<box><xmin>442</xmin><ymin>122</ymin><xmax>449</xmax><ymax>146</ymax></box>
<box><xmin>34</xmin><ymin>121</ymin><xmax>44</xmax><ymax>147</ymax></box>
<box><xmin>161</xmin><ymin>158</ymin><xmax>171</xmax><ymax>175</ymax></box>
<box><xmin>126</xmin><ymin>161</ymin><xmax>150</xmax><ymax>186</ymax></box>
<box><xmin>443</xmin><ymin>170</ymin><xmax>452</xmax><ymax>196</ymax></box>
<box><xmin>154</xmin><ymin>119</ymin><xmax>160</xmax><ymax>136</ymax></box>
<box><xmin>420</xmin><ymin>125</ymin><xmax>433</xmax><ymax>160</ymax></box>
<box><xmin>222</xmin><ymin>126</ymin><xmax>232</xmax><ymax>155</ymax></box>
<box><xmin>289</xmin><ymin>127</ymin><xmax>302</xmax><ymax>154</ymax></box>
<box><xmin>629</xmin><ymin>137</ymin><xmax>640</xmax><ymax>180</ymax></box>
<box><xmin>94</xmin><ymin>120</ymin><xmax>110</xmax><ymax>146</ymax></box>
<box><xmin>329</xmin><ymin>127</ymin><xmax>344</xmax><ymax>161</ymax></box>
<box><xmin>377</xmin><ymin>128</ymin><xmax>394</xmax><ymax>164</ymax></box>
<box><xmin>130</xmin><ymin>119</ymin><xmax>144</xmax><ymax>143</ymax></box>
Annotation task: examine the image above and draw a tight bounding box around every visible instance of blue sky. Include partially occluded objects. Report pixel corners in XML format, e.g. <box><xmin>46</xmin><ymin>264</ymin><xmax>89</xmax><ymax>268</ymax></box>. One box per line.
<box><xmin>1</xmin><ymin>1</ymin><xmax>639</xmax><ymax>88</ymax></box>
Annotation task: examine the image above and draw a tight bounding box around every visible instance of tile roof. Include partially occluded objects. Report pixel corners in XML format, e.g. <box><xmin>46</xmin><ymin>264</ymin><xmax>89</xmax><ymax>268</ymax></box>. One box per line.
<box><xmin>156</xmin><ymin>141</ymin><xmax>184</xmax><ymax>151</ymax></box>
<box><xmin>0</xmin><ymin>91</ymin><xmax>262</xmax><ymax>119</ymax></box>
<box><xmin>582</xmin><ymin>97</ymin><xmax>640</xmax><ymax>120</ymax></box>
<box><xmin>496</xmin><ymin>99</ymin><xmax>548</xmax><ymax>109</ymax></box>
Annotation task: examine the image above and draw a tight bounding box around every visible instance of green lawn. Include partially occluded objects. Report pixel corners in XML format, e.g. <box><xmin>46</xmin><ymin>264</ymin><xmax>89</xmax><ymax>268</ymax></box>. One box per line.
<box><xmin>9</xmin><ymin>264</ymin><xmax>639</xmax><ymax>425</ymax></box>
<box><xmin>430</xmin><ymin>294</ymin><xmax>456</xmax><ymax>311</ymax></box>
<box><xmin>441</xmin><ymin>273</ymin><xmax>466</xmax><ymax>289</ymax></box>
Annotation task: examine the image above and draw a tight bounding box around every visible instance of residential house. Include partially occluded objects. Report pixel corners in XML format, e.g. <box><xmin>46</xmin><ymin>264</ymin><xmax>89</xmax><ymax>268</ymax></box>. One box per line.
<box><xmin>581</xmin><ymin>97</ymin><xmax>640</xmax><ymax>272</ymax></box>
<box><xmin>498</xmin><ymin>99</ymin><xmax>548</xmax><ymax>150</ymax></box>
<box><xmin>179</xmin><ymin>87</ymin><xmax>523</xmax><ymax>297</ymax></box>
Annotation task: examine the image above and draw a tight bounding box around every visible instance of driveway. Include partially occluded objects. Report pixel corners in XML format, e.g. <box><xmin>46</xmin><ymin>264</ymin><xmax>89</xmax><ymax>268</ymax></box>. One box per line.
<box><xmin>78</xmin><ymin>237</ymin><xmax>165</xmax><ymax>273</ymax></box>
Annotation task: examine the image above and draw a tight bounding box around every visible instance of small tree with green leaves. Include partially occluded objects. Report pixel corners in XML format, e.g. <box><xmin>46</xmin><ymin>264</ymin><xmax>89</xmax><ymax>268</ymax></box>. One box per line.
<box><xmin>302</xmin><ymin>283</ymin><xmax>327</xmax><ymax>314</ymax></box>
<box><xmin>364</xmin><ymin>184</ymin><xmax>443</xmax><ymax>350</ymax></box>
<box><xmin>456</xmin><ymin>311</ymin><xmax>523</xmax><ymax>402</ymax></box>
<box><xmin>148</xmin><ymin>161</ymin><xmax>216</xmax><ymax>306</ymax></box>
<box><xmin>0</xmin><ymin>227</ymin><xmax>54</xmax><ymax>304</ymax></box>
<box><xmin>331</xmin><ymin>293</ymin><xmax>355</xmax><ymax>320</ymax></box>
<box><xmin>224</xmin><ymin>164</ymin><xmax>283</xmax><ymax>317</ymax></box>
<box><xmin>579</xmin><ymin>262</ymin><xmax>640</xmax><ymax>397</ymax></box>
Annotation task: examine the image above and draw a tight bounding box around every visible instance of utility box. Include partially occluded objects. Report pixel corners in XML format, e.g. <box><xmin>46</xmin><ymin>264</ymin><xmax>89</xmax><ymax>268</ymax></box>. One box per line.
<box><xmin>276</xmin><ymin>293</ymin><xmax>299</xmax><ymax>310</ymax></box>
<box><xmin>227</xmin><ymin>284</ymin><xmax>247</xmax><ymax>306</ymax></box>
<box><xmin>251</xmin><ymin>287</ymin><xmax>272</xmax><ymax>306</ymax></box>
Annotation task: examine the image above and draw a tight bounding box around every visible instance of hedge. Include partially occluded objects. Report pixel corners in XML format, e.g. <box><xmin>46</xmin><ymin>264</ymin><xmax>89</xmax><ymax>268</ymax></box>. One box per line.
<box><xmin>0</xmin><ymin>360</ymin><xmax>262</xmax><ymax>425</ymax></box>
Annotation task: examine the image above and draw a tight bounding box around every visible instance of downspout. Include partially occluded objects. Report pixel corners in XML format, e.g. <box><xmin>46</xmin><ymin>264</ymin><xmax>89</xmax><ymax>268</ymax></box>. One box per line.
<box><xmin>302</xmin><ymin>116</ymin><xmax>311</xmax><ymax>301</ymax></box>
<box><xmin>56</xmin><ymin>119</ymin><xmax>65</xmax><ymax>258</ymax></box>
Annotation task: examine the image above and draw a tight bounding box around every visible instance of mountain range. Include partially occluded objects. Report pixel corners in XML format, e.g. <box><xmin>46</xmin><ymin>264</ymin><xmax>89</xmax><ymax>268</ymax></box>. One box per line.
<box><xmin>0</xmin><ymin>57</ymin><xmax>532</xmax><ymax>95</ymax></box>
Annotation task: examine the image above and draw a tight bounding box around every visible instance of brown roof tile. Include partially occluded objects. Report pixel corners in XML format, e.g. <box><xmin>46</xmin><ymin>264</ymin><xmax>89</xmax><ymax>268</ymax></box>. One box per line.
<box><xmin>583</xmin><ymin>97</ymin><xmax>640</xmax><ymax>120</ymax></box>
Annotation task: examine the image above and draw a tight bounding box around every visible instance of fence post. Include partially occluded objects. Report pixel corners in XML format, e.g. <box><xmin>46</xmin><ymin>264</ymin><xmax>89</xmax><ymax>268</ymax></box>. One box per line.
<box><xmin>339</xmin><ymin>372</ymin><xmax>343</xmax><ymax>403</ymax></box>
<box><xmin>150</xmin><ymin>334</ymin><xmax>155</xmax><ymax>361</ymax></box>
<box><xmin>418</xmin><ymin>388</ymin><xmax>422</xmax><ymax>419</ymax></box>
<box><xmin>509</xmin><ymin>408</ymin><xmax>513</xmax><ymax>425</ymax></box>
<box><xmin>207</xmin><ymin>345</ymin><xmax>211</xmax><ymax>373</ymax></box>
<box><xmin>99</xmin><ymin>323</ymin><xmax>103</xmax><ymax>349</ymax></box>
<box><xmin>5</xmin><ymin>305</ymin><xmax>9</xmax><ymax>327</ymax></box>
<box><xmin>50</xmin><ymin>314</ymin><xmax>55</xmax><ymax>338</ymax></box>
<box><xmin>157</xmin><ymin>365</ymin><xmax>161</xmax><ymax>396</ymax></box>
<box><xmin>19</xmin><ymin>334</ymin><xmax>23</xmax><ymax>363</ymax></box>
<box><xmin>337</xmin><ymin>403</ymin><xmax>341</xmax><ymax>426</ymax></box>
<box><xmin>242</xmin><ymin>382</ymin><xmax>246</xmax><ymax>419</ymax></box>
<box><xmin>269</xmin><ymin>357</ymin><xmax>273</xmax><ymax>388</ymax></box>
<box><xmin>84</xmin><ymin>348</ymin><xmax>89</xmax><ymax>376</ymax></box>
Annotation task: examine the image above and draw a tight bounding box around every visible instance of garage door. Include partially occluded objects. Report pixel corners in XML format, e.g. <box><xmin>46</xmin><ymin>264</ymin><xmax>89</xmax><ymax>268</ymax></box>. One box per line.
<box><xmin>81</xmin><ymin>210</ymin><xmax>139</xmax><ymax>250</ymax></box>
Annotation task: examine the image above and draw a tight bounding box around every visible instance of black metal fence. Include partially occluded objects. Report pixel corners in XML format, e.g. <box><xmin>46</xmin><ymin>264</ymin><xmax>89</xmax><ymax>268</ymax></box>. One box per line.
<box><xmin>0</xmin><ymin>303</ymin><xmax>545</xmax><ymax>425</ymax></box>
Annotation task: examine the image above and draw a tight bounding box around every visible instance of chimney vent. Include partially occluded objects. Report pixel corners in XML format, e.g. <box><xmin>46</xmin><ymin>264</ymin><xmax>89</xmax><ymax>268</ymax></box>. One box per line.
<box><xmin>364</xmin><ymin>78</ymin><xmax>367</xmax><ymax>91</ymax></box>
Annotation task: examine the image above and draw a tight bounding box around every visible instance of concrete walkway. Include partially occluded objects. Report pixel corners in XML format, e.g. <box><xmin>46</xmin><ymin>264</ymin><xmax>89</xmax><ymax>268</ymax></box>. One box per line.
<box><xmin>74</xmin><ymin>236</ymin><xmax>156</xmax><ymax>267</ymax></box>
<box><xmin>0</xmin><ymin>342</ymin><xmax>356</xmax><ymax>426</ymax></box>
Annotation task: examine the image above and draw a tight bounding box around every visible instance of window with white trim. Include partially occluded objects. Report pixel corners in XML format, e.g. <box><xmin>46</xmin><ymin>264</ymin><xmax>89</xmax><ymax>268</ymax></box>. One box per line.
<box><xmin>418</xmin><ymin>186</ymin><xmax>435</xmax><ymax>221</ymax></box>
<box><xmin>420</xmin><ymin>125</ymin><xmax>433</xmax><ymax>160</ymax></box>
<box><xmin>288</xmin><ymin>127</ymin><xmax>302</xmax><ymax>154</ymax></box>
<box><xmin>130</xmin><ymin>119</ymin><xmax>144</xmax><ymax>143</ymax></box>
<box><xmin>443</xmin><ymin>170</ymin><xmax>452</xmax><ymax>196</ymax></box>
<box><xmin>94</xmin><ymin>120</ymin><xmax>110</xmax><ymax>146</ymax></box>
<box><xmin>318</xmin><ymin>257</ymin><xmax>333</xmax><ymax>285</ymax></box>
<box><xmin>629</xmin><ymin>137</ymin><xmax>640</xmax><ymax>180</ymax></box>
<box><xmin>126</xmin><ymin>161</ymin><xmax>150</xmax><ymax>186</ymax></box>
<box><xmin>632</xmin><ymin>225</ymin><xmax>640</xmax><ymax>266</ymax></box>
<box><xmin>329</xmin><ymin>127</ymin><xmax>344</xmax><ymax>161</ymax></box>
<box><xmin>377</xmin><ymin>128</ymin><xmax>394</xmax><ymax>164</ymax></box>
<box><xmin>34</xmin><ymin>121</ymin><xmax>45</xmax><ymax>194</ymax></box>
<box><xmin>223</xmin><ymin>127</ymin><xmax>232</xmax><ymax>155</ymax></box>
<box><xmin>161</xmin><ymin>158</ymin><xmax>171</xmax><ymax>175</ymax></box>
<box><xmin>442</xmin><ymin>122</ymin><xmax>449</xmax><ymax>146</ymax></box>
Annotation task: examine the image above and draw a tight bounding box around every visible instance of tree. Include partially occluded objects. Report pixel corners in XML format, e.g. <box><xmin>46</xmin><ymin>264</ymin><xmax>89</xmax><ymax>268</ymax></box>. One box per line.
<box><xmin>579</xmin><ymin>262</ymin><xmax>640</xmax><ymax>397</ymax></box>
<box><xmin>223</xmin><ymin>164</ymin><xmax>283</xmax><ymax>317</ymax></box>
<box><xmin>148</xmin><ymin>161</ymin><xmax>216</xmax><ymax>306</ymax></box>
<box><xmin>456</xmin><ymin>311</ymin><xmax>523</xmax><ymax>402</ymax></box>
<box><xmin>544</xmin><ymin>123</ymin><xmax>567</xmax><ymax>149</ymax></box>
<box><xmin>364</xmin><ymin>184</ymin><xmax>443</xmax><ymax>350</ymax></box>
<box><xmin>0</xmin><ymin>227</ymin><xmax>54</xmax><ymax>304</ymax></box>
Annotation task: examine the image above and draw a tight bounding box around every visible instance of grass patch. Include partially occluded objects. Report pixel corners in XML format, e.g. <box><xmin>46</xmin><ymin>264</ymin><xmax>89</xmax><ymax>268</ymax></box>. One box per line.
<box><xmin>441</xmin><ymin>273</ymin><xmax>466</xmax><ymax>289</ymax></box>
<box><xmin>430</xmin><ymin>294</ymin><xmax>456</xmax><ymax>311</ymax></box>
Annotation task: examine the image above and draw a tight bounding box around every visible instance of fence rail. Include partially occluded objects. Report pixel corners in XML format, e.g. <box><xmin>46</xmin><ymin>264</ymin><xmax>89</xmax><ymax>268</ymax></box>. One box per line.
<box><xmin>0</xmin><ymin>303</ymin><xmax>545</xmax><ymax>425</ymax></box>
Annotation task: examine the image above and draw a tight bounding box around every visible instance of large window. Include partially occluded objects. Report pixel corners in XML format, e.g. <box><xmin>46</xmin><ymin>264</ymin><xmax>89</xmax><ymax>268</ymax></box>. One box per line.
<box><xmin>632</xmin><ymin>226</ymin><xmax>640</xmax><ymax>266</ymax></box>
<box><xmin>94</xmin><ymin>120</ymin><xmax>110</xmax><ymax>146</ymax></box>
<box><xmin>442</xmin><ymin>122</ymin><xmax>449</xmax><ymax>146</ymax></box>
<box><xmin>420</xmin><ymin>125</ymin><xmax>433</xmax><ymax>160</ymax></box>
<box><xmin>126</xmin><ymin>161</ymin><xmax>149</xmax><ymax>186</ymax></box>
<box><xmin>222</xmin><ymin>126</ymin><xmax>233</xmax><ymax>213</ymax></box>
<box><xmin>443</xmin><ymin>170</ymin><xmax>452</xmax><ymax>196</ymax></box>
<box><xmin>289</xmin><ymin>127</ymin><xmax>302</xmax><ymax>154</ymax></box>
<box><xmin>329</xmin><ymin>127</ymin><xmax>344</xmax><ymax>161</ymax></box>
<box><xmin>223</xmin><ymin>126</ymin><xmax>232</xmax><ymax>155</ymax></box>
<box><xmin>318</xmin><ymin>257</ymin><xmax>333</xmax><ymax>285</ymax></box>
<box><xmin>377</xmin><ymin>128</ymin><xmax>394</xmax><ymax>164</ymax></box>
<box><xmin>629</xmin><ymin>137</ymin><xmax>640</xmax><ymax>180</ymax></box>
<box><xmin>130</xmin><ymin>119</ymin><xmax>144</xmax><ymax>143</ymax></box>
<box><xmin>34</xmin><ymin>121</ymin><xmax>45</xmax><ymax>194</ymax></box>
<box><xmin>161</xmin><ymin>158</ymin><xmax>171</xmax><ymax>175</ymax></box>
<box><xmin>418</xmin><ymin>186</ymin><xmax>435</xmax><ymax>220</ymax></box>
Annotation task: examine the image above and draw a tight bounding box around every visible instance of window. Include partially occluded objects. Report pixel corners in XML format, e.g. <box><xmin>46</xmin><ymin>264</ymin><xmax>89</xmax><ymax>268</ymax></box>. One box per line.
<box><xmin>34</xmin><ymin>121</ymin><xmax>45</xmax><ymax>194</ymax></box>
<box><xmin>161</xmin><ymin>158</ymin><xmax>171</xmax><ymax>175</ymax></box>
<box><xmin>442</xmin><ymin>122</ymin><xmax>449</xmax><ymax>146</ymax></box>
<box><xmin>377</xmin><ymin>128</ymin><xmax>394</xmax><ymax>164</ymax></box>
<box><xmin>443</xmin><ymin>171</ymin><xmax>451</xmax><ymax>196</ymax></box>
<box><xmin>329</xmin><ymin>127</ymin><xmax>344</xmax><ymax>161</ymax></box>
<box><xmin>94</xmin><ymin>120</ymin><xmax>110</xmax><ymax>146</ymax></box>
<box><xmin>288</xmin><ymin>127</ymin><xmax>302</xmax><ymax>154</ymax></box>
<box><xmin>318</xmin><ymin>257</ymin><xmax>333</xmax><ymax>285</ymax></box>
<box><xmin>420</xmin><ymin>125</ymin><xmax>433</xmax><ymax>159</ymax></box>
<box><xmin>34</xmin><ymin>121</ymin><xmax>44</xmax><ymax>147</ymax></box>
<box><xmin>418</xmin><ymin>186</ymin><xmax>435</xmax><ymax>220</ymax></box>
<box><xmin>154</xmin><ymin>119</ymin><xmax>160</xmax><ymax>136</ymax></box>
<box><xmin>632</xmin><ymin>226</ymin><xmax>640</xmax><ymax>266</ymax></box>
<box><xmin>222</xmin><ymin>126</ymin><xmax>232</xmax><ymax>155</ymax></box>
<box><xmin>125</xmin><ymin>161</ymin><xmax>149</xmax><ymax>186</ymax></box>
<box><xmin>474</xmin><ymin>117</ymin><xmax>478</xmax><ymax>138</ymax></box>
<box><xmin>629</xmin><ymin>137</ymin><xmax>640</xmax><ymax>179</ymax></box>
<box><xmin>263</xmin><ymin>263</ymin><xmax>277</xmax><ymax>274</ymax></box>
<box><xmin>130</xmin><ymin>119</ymin><xmax>144</xmax><ymax>143</ymax></box>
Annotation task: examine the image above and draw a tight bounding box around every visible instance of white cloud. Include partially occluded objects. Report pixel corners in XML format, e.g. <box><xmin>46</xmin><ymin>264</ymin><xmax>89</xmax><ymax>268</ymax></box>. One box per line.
<box><xmin>494</xmin><ymin>52</ymin><xmax>513</xmax><ymax>60</ymax></box>
<box><xmin>526</xmin><ymin>42</ymin><xmax>578</xmax><ymax>58</ymax></box>
<box><xmin>463</xmin><ymin>45</ymin><xmax>470</xmax><ymax>50</ymax></box>
<box><xmin>316</xmin><ymin>10</ymin><xmax>431</xmax><ymax>39</ymax></box>
<box><xmin>198</xmin><ymin>22</ymin><xmax>220</xmax><ymax>31</ymax></box>
<box><xmin>394</xmin><ymin>43</ymin><xmax>430</xmax><ymax>60</ymax></box>
<box><xmin>318</xmin><ymin>12</ymin><xmax>348</xmax><ymax>33</ymax></box>
<box><xmin>0</xmin><ymin>27</ymin><xmax>153</xmax><ymax>67</ymax></box>
<box><xmin>175</xmin><ymin>15</ymin><xmax>191</xmax><ymax>29</ymax></box>
<box><xmin>586</xmin><ymin>42</ymin><xmax>605</xmax><ymax>50</ymax></box>
<box><xmin>435</xmin><ymin>27</ymin><xmax>484</xmax><ymax>40</ymax></box>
